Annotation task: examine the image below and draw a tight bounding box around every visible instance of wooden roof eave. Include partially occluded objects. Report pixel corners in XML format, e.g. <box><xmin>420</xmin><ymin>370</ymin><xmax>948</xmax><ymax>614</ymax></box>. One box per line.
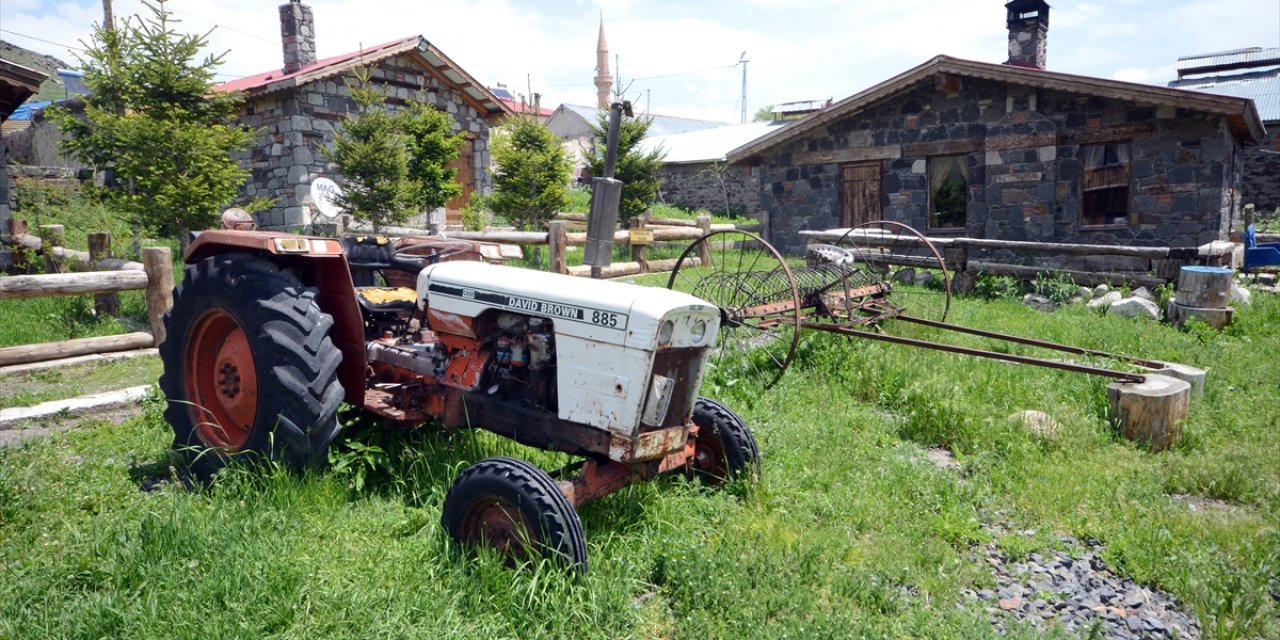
<box><xmin>727</xmin><ymin>54</ymin><xmax>1265</xmax><ymax>161</ymax></box>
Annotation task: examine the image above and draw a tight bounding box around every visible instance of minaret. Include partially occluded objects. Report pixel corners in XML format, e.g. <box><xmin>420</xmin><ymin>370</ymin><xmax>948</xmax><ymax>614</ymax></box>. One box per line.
<box><xmin>594</xmin><ymin>16</ymin><xmax>613</xmax><ymax>109</ymax></box>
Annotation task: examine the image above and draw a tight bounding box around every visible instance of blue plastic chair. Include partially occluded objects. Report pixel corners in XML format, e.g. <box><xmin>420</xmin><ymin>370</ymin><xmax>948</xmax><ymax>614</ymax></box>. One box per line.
<box><xmin>1244</xmin><ymin>224</ymin><xmax>1280</xmax><ymax>274</ymax></box>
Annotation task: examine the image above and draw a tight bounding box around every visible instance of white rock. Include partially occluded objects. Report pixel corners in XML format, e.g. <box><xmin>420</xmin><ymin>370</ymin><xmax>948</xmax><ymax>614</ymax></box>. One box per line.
<box><xmin>1230</xmin><ymin>284</ymin><xmax>1252</xmax><ymax>306</ymax></box>
<box><xmin>1131</xmin><ymin>286</ymin><xmax>1156</xmax><ymax>302</ymax></box>
<box><xmin>1087</xmin><ymin>290</ymin><xmax>1123</xmax><ymax>310</ymax></box>
<box><xmin>1094</xmin><ymin>284</ymin><xmax>1111</xmax><ymax>297</ymax></box>
<box><xmin>1010</xmin><ymin>410</ymin><xmax>1061</xmax><ymax>438</ymax></box>
<box><xmin>1110</xmin><ymin>297</ymin><xmax>1161</xmax><ymax>320</ymax></box>
<box><xmin>1076</xmin><ymin>286</ymin><xmax>1094</xmax><ymax>301</ymax></box>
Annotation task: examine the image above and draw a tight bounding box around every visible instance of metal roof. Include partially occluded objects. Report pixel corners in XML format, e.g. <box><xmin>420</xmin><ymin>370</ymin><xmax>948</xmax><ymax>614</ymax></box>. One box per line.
<box><xmin>1170</xmin><ymin>70</ymin><xmax>1280</xmax><ymax>122</ymax></box>
<box><xmin>1177</xmin><ymin>47</ymin><xmax>1280</xmax><ymax>76</ymax></box>
<box><xmin>640</xmin><ymin>121</ymin><xmax>786</xmax><ymax>164</ymax></box>
<box><xmin>554</xmin><ymin>103</ymin><xmax>725</xmax><ymax>137</ymax></box>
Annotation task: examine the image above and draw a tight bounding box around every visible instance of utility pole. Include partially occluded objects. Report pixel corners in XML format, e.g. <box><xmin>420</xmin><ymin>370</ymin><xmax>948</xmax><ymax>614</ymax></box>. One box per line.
<box><xmin>102</xmin><ymin>0</ymin><xmax>113</xmax><ymax>28</ymax></box>
<box><xmin>739</xmin><ymin>52</ymin><xmax>749</xmax><ymax>124</ymax></box>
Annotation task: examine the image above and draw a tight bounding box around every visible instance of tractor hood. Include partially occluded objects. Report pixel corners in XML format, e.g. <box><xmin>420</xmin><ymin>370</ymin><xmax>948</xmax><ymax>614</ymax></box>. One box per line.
<box><xmin>419</xmin><ymin>261</ymin><xmax>720</xmax><ymax>351</ymax></box>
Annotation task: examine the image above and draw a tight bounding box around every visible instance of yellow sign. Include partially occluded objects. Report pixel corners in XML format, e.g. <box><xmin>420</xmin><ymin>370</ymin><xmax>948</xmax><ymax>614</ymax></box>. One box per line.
<box><xmin>629</xmin><ymin>228</ymin><xmax>655</xmax><ymax>245</ymax></box>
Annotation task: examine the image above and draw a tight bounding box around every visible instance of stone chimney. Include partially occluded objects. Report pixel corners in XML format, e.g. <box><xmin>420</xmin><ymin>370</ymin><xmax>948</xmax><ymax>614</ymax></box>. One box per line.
<box><xmin>280</xmin><ymin>0</ymin><xmax>317</xmax><ymax>75</ymax></box>
<box><xmin>1005</xmin><ymin>0</ymin><xmax>1050</xmax><ymax>69</ymax></box>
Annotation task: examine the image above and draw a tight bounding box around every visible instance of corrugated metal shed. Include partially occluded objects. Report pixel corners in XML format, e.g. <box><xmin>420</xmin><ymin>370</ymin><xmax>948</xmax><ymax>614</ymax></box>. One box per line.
<box><xmin>640</xmin><ymin>121</ymin><xmax>786</xmax><ymax>164</ymax></box>
<box><xmin>1171</xmin><ymin>46</ymin><xmax>1280</xmax><ymax>122</ymax></box>
<box><xmin>555</xmin><ymin>103</ymin><xmax>725</xmax><ymax>137</ymax></box>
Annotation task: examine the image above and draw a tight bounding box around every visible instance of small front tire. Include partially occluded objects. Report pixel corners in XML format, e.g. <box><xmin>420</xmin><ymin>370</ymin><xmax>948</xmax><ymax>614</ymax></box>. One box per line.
<box><xmin>690</xmin><ymin>397</ymin><xmax>761</xmax><ymax>482</ymax></box>
<box><xmin>441</xmin><ymin>457</ymin><xmax>588</xmax><ymax>571</ymax></box>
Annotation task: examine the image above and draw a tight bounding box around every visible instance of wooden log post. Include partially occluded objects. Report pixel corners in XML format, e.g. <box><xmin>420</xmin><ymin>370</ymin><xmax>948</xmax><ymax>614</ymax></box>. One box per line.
<box><xmin>143</xmin><ymin>247</ymin><xmax>174</xmax><ymax>347</ymax></box>
<box><xmin>1107</xmin><ymin>374</ymin><xmax>1190</xmax><ymax>452</ymax></box>
<box><xmin>88</xmin><ymin>232</ymin><xmax>120</xmax><ymax>315</ymax></box>
<box><xmin>629</xmin><ymin>217</ymin><xmax>648</xmax><ymax>272</ymax></box>
<box><xmin>548</xmin><ymin>221</ymin><xmax>568</xmax><ymax>275</ymax></box>
<box><xmin>0</xmin><ymin>332</ymin><xmax>156</xmax><ymax>367</ymax></box>
<box><xmin>696</xmin><ymin>215</ymin><xmax>712</xmax><ymax>267</ymax></box>
<box><xmin>40</xmin><ymin>224</ymin><xmax>65</xmax><ymax>274</ymax></box>
<box><xmin>1244</xmin><ymin>203</ymin><xmax>1255</xmax><ymax>229</ymax></box>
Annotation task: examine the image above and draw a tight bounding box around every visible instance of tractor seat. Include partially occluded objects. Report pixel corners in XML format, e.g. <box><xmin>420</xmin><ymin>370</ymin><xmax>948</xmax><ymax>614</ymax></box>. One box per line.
<box><xmin>355</xmin><ymin>287</ymin><xmax>418</xmax><ymax>314</ymax></box>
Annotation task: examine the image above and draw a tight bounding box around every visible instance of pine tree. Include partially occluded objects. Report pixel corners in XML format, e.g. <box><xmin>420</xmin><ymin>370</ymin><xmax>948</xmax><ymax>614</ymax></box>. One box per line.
<box><xmin>487</xmin><ymin>116</ymin><xmax>571</xmax><ymax>232</ymax></box>
<box><xmin>48</xmin><ymin>0</ymin><xmax>254</xmax><ymax>251</ymax></box>
<box><xmin>585</xmin><ymin>111</ymin><xmax>664</xmax><ymax>222</ymax></box>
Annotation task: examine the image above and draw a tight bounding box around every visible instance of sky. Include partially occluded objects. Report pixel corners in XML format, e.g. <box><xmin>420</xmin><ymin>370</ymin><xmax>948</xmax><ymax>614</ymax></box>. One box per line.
<box><xmin>2</xmin><ymin>0</ymin><xmax>1278</xmax><ymax>123</ymax></box>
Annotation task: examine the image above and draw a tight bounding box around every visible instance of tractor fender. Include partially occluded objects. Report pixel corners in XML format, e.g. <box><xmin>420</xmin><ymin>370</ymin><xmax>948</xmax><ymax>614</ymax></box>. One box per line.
<box><xmin>183</xmin><ymin>230</ymin><xmax>367</xmax><ymax>405</ymax></box>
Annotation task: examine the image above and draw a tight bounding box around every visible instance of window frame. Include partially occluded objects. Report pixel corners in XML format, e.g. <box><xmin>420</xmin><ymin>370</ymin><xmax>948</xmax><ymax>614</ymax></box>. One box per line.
<box><xmin>1079</xmin><ymin>141</ymin><xmax>1132</xmax><ymax>228</ymax></box>
<box><xmin>927</xmin><ymin>154</ymin><xmax>969</xmax><ymax>230</ymax></box>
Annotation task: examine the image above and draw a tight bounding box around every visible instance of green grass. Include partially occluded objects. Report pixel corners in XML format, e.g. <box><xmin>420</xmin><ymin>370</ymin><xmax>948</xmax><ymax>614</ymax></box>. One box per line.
<box><xmin>0</xmin><ymin>356</ymin><xmax>162</xmax><ymax>410</ymax></box>
<box><xmin>1</xmin><ymin>285</ymin><xmax>1277</xmax><ymax>638</ymax></box>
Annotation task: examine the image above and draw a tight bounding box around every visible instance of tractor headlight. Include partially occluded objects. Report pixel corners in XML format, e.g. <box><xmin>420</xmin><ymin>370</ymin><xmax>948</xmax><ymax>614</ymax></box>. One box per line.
<box><xmin>658</xmin><ymin>320</ymin><xmax>674</xmax><ymax>347</ymax></box>
<box><xmin>690</xmin><ymin>320</ymin><xmax>707</xmax><ymax>345</ymax></box>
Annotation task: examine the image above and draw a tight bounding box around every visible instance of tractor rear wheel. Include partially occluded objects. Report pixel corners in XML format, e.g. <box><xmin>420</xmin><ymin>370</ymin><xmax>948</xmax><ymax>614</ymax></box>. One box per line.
<box><xmin>442</xmin><ymin>457</ymin><xmax>588</xmax><ymax>571</ymax></box>
<box><xmin>158</xmin><ymin>253</ymin><xmax>344</xmax><ymax>478</ymax></box>
<box><xmin>690</xmin><ymin>397</ymin><xmax>760</xmax><ymax>482</ymax></box>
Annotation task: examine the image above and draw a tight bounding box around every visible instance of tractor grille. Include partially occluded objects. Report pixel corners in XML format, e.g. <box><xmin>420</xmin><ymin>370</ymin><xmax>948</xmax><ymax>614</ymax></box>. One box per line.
<box><xmin>646</xmin><ymin>347</ymin><xmax>705</xmax><ymax>429</ymax></box>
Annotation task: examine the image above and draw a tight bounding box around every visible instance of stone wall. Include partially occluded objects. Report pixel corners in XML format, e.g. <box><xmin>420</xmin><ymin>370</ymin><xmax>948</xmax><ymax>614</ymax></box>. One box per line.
<box><xmin>657</xmin><ymin>161</ymin><xmax>762</xmax><ymax>219</ymax></box>
<box><xmin>753</xmin><ymin>75</ymin><xmax>1246</xmax><ymax>255</ymax></box>
<box><xmin>1242</xmin><ymin>125</ymin><xmax>1280</xmax><ymax>216</ymax></box>
<box><xmin>236</xmin><ymin>53</ymin><xmax>492</xmax><ymax>230</ymax></box>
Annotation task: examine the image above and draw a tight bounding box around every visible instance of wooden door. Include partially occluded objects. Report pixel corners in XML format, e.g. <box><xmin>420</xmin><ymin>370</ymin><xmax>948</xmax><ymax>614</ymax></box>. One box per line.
<box><xmin>841</xmin><ymin>162</ymin><xmax>882</xmax><ymax>227</ymax></box>
<box><xmin>445</xmin><ymin>136</ymin><xmax>476</xmax><ymax>225</ymax></box>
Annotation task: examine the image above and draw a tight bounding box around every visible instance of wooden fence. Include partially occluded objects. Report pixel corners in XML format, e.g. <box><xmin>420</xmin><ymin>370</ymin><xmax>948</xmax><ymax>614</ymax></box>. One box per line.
<box><xmin>354</xmin><ymin>213</ymin><xmax>763</xmax><ymax>279</ymax></box>
<box><xmin>799</xmin><ymin>229</ymin><xmax>1230</xmax><ymax>288</ymax></box>
<box><xmin>1</xmin><ymin>219</ymin><xmax>174</xmax><ymax>368</ymax></box>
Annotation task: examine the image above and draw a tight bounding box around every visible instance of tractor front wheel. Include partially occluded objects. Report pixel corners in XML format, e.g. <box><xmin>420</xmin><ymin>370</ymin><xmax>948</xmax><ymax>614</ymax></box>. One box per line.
<box><xmin>158</xmin><ymin>253</ymin><xmax>344</xmax><ymax>478</ymax></box>
<box><xmin>690</xmin><ymin>397</ymin><xmax>760</xmax><ymax>482</ymax></box>
<box><xmin>441</xmin><ymin>457</ymin><xmax>588</xmax><ymax>571</ymax></box>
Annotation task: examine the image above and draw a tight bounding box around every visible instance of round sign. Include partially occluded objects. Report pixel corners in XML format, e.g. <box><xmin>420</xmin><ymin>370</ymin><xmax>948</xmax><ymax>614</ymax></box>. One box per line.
<box><xmin>310</xmin><ymin>178</ymin><xmax>344</xmax><ymax>219</ymax></box>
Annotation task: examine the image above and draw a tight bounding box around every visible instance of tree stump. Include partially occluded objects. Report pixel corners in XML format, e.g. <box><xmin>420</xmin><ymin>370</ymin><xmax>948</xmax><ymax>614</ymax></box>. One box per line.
<box><xmin>1140</xmin><ymin>362</ymin><xmax>1206</xmax><ymax>401</ymax></box>
<box><xmin>1107</xmin><ymin>374</ymin><xmax>1189</xmax><ymax>452</ymax></box>
<box><xmin>1174</xmin><ymin>266</ymin><xmax>1232</xmax><ymax>308</ymax></box>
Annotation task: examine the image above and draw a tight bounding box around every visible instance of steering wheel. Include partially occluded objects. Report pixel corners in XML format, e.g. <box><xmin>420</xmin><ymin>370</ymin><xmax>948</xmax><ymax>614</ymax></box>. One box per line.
<box><xmin>393</xmin><ymin>239</ymin><xmax>480</xmax><ymax>265</ymax></box>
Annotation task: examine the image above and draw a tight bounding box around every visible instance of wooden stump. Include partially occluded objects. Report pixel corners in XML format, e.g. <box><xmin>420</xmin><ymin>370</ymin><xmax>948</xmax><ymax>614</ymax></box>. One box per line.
<box><xmin>1107</xmin><ymin>374</ymin><xmax>1190</xmax><ymax>452</ymax></box>
<box><xmin>1166</xmin><ymin>301</ymin><xmax>1234</xmax><ymax>330</ymax></box>
<box><xmin>1174</xmin><ymin>266</ymin><xmax>1232</xmax><ymax>309</ymax></box>
<box><xmin>143</xmin><ymin>247</ymin><xmax>174</xmax><ymax>347</ymax></box>
<box><xmin>88</xmin><ymin>232</ymin><xmax>120</xmax><ymax>316</ymax></box>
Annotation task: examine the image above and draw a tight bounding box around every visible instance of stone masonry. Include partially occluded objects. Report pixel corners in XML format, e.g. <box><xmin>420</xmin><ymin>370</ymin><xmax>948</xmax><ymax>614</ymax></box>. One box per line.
<box><xmin>754</xmin><ymin>75</ymin><xmax>1246</xmax><ymax>256</ymax></box>
<box><xmin>233</xmin><ymin>55</ymin><xmax>492</xmax><ymax>231</ymax></box>
<box><xmin>1242</xmin><ymin>126</ymin><xmax>1280</xmax><ymax>215</ymax></box>
<box><xmin>657</xmin><ymin>161</ymin><xmax>762</xmax><ymax>219</ymax></box>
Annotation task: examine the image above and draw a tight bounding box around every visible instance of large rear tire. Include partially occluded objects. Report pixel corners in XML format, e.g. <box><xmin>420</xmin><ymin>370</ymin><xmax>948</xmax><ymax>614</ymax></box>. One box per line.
<box><xmin>442</xmin><ymin>457</ymin><xmax>588</xmax><ymax>572</ymax></box>
<box><xmin>158</xmin><ymin>253</ymin><xmax>344</xmax><ymax>478</ymax></box>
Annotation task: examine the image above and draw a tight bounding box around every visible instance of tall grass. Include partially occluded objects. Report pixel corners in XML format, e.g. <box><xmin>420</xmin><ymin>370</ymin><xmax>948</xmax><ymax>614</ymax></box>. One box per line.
<box><xmin>1</xmin><ymin>280</ymin><xmax>1277</xmax><ymax>638</ymax></box>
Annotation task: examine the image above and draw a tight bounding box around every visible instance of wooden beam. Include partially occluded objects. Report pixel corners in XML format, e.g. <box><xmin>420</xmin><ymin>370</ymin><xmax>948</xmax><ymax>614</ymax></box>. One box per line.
<box><xmin>0</xmin><ymin>332</ymin><xmax>155</xmax><ymax>367</ymax></box>
<box><xmin>966</xmin><ymin>260</ymin><xmax>1167</xmax><ymax>287</ymax></box>
<box><xmin>0</xmin><ymin>270</ymin><xmax>149</xmax><ymax>300</ymax></box>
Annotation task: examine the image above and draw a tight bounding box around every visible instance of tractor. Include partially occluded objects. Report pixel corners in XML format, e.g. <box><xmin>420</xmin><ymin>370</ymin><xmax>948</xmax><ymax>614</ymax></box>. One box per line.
<box><xmin>158</xmin><ymin>230</ymin><xmax>759</xmax><ymax>571</ymax></box>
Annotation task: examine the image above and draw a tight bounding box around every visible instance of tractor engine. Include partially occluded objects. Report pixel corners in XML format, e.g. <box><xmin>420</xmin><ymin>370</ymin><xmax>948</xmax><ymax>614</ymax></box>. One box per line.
<box><xmin>360</xmin><ymin>261</ymin><xmax>721</xmax><ymax>463</ymax></box>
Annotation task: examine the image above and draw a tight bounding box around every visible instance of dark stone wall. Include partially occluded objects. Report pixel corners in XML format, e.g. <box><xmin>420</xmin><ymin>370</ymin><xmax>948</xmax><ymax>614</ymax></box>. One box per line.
<box><xmin>656</xmin><ymin>161</ymin><xmax>762</xmax><ymax>219</ymax></box>
<box><xmin>236</xmin><ymin>53</ymin><xmax>492</xmax><ymax>230</ymax></box>
<box><xmin>1243</xmin><ymin>125</ymin><xmax>1279</xmax><ymax>215</ymax></box>
<box><xmin>753</xmin><ymin>75</ymin><xmax>1247</xmax><ymax>255</ymax></box>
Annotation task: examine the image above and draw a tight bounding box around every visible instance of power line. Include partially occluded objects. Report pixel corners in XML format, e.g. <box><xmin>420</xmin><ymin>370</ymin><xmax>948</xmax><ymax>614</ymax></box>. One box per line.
<box><xmin>0</xmin><ymin>29</ymin><xmax>85</xmax><ymax>53</ymax></box>
<box><xmin>169</xmin><ymin>10</ymin><xmax>277</xmax><ymax>45</ymax></box>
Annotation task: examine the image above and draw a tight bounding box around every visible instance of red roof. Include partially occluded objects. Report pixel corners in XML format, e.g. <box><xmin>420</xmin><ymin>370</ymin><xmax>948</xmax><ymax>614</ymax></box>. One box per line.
<box><xmin>213</xmin><ymin>36</ymin><xmax>511</xmax><ymax>120</ymax></box>
<box><xmin>497</xmin><ymin>96</ymin><xmax>553</xmax><ymax>117</ymax></box>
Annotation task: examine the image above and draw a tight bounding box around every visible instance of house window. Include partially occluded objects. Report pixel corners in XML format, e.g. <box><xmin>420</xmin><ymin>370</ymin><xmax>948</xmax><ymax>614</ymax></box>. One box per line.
<box><xmin>1081</xmin><ymin>142</ymin><xmax>1131</xmax><ymax>226</ymax></box>
<box><xmin>929</xmin><ymin>155</ymin><xmax>968</xmax><ymax>229</ymax></box>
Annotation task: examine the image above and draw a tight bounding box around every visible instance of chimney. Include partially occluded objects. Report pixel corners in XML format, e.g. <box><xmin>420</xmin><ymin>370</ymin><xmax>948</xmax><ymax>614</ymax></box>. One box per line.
<box><xmin>280</xmin><ymin>0</ymin><xmax>317</xmax><ymax>75</ymax></box>
<box><xmin>1005</xmin><ymin>0</ymin><xmax>1050</xmax><ymax>69</ymax></box>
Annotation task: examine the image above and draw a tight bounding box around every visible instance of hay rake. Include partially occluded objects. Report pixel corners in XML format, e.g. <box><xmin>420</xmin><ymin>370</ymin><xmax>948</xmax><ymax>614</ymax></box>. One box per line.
<box><xmin>667</xmin><ymin>221</ymin><xmax>1161</xmax><ymax>390</ymax></box>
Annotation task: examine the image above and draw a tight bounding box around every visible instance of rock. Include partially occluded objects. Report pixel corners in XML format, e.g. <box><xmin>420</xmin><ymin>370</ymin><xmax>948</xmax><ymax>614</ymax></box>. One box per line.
<box><xmin>998</xmin><ymin>597</ymin><xmax>1023</xmax><ymax>610</ymax></box>
<box><xmin>1068</xmin><ymin>296</ymin><xmax>1084</xmax><ymax>305</ymax></box>
<box><xmin>1094</xmin><ymin>284</ymin><xmax>1111</xmax><ymax>297</ymax></box>
<box><xmin>1010</xmin><ymin>409</ymin><xmax>1061</xmax><ymax>438</ymax></box>
<box><xmin>1230</xmin><ymin>284</ymin><xmax>1252</xmax><ymax>306</ymax></box>
<box><xmin>1087</xmin><ymin>290</ymin><xmax>1123</xmax><ymax>310</ymax></box>
<box><xmin>1109</xmin><ymin>297</ymin><xmax>1161</xmax><ymax>320</ymax></box>
<box><xmin>1256</xmin><ymin>273</ymin><xmax>1276</xmax><ymax>286</ymax></box>
<box><xmin>1076</xmin><ymin>286</ymin><xmax>1094</xmax><ymax>301</ymax></box>
<box><xmin>892</xmin><ymin>268</ymin><xmax>916</xmax><ymax>284</ymax></box>
<box><xmin>1131</xmin><ymin>286</ymin><xmax>1156</xmax><ymax>302</ymax></box>
<box><xmin>1023</xmin><ymin>293</ymin><xmax>1057</xmax><ymax>312</ymax></box>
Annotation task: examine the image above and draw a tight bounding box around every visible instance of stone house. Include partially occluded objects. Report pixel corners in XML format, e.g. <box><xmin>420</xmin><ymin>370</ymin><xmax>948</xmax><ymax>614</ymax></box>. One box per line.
<box><xmin>1169</xmin><ymin>47</ymin><xmax>1280</xmax><ymax>215</ymax></box>
<box><xmin>727</xmin><ymin>0</ymin><xmax>1266</xmax><ymax>257</ymax></box>
<box><xmin>214</xmin><ymin>0</ymin><xmax>511</xmax><ymax>230</ymax></box>
<box><xmin>0</xmin><ymin>58</ymin><xmax>45</xmax><ymax>242</ymax></box>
